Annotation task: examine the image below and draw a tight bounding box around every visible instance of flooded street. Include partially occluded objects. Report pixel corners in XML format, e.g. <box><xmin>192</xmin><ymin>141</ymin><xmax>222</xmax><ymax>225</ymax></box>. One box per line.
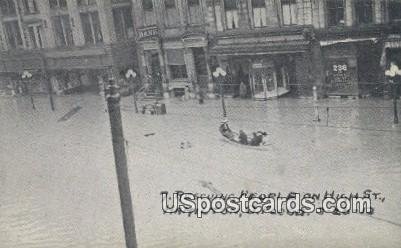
<box><xmin>1</xmin><ymin>94</ymin><xmax>401</xmax><ymax>247</ymax></box>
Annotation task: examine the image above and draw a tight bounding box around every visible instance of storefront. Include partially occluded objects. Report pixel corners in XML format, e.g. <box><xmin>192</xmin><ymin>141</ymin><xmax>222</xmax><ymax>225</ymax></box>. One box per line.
<box><xmin>209</xmin><ymin>34</ymin><xmax>310</xmax><ymax>99</ymax></box>
<box><xmin>321</xmin><ymin>38</ymin><xmax>386</xmax><ymax>97</ymax></box>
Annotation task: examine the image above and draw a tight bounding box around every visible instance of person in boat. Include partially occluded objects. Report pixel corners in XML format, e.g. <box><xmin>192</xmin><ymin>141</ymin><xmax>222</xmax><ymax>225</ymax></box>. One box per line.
<box><xmin>249</xmin><ymin>131</ymin><xmax>267</xmax><ymax>146</ymax></box>
<box><xmin>238</xmin><ymin>130</ymin><xmax>248</xmax><ymax>145</ymax></box>
<box><xmin>219</xmin><ymin>120</ymin><xmax>234</xmax><ymax>140</ymax></box>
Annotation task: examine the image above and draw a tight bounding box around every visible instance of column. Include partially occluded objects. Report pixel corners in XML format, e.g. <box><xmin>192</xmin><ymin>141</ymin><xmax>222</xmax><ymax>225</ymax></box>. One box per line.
<box><xmin>204</xmin><ymin>46</ymin><xmax>215</xmax><ymax>98</ymax></box>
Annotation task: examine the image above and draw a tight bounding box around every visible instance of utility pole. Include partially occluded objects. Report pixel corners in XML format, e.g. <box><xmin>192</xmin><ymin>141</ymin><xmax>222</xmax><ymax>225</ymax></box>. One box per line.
<box><xmin>392</xmin><ymin>81</ymin><xmax>399</xmax><ymax>124</ymax></box>
<box><xmin>106</xmin><ymin>76</ymin><xmax>138</xmax><ymax>248</ymax></box>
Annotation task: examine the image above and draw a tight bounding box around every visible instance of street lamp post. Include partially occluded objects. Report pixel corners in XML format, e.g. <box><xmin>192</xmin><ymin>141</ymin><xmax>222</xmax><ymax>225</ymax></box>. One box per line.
<box><xmin>22</xmin><ymin>70</ymin><xmax>35</xmax><ymax>110</ymax></box>
<box><xmin>126</xmin><ymin>69</ymin><xmax>139</xmax><ymax>113</ymax></box>
<box><xmin>213</xmin><ymin>67</ymin><xmax>227</xmax><ymax>118</ymax></box>
<box><xmin>385</xmin><ymin>62</ymin><xmax>401</xmax><ymax>124</ymax></box>
<box><xmin>106</xmin><ymin>76</ymin><xmax>138</xmax><ymax>248</ymax></box>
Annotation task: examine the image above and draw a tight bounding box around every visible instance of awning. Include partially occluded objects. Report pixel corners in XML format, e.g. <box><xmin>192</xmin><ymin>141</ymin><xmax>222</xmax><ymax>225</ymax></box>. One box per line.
<box><xmin>209</xmin><ymin>40</ymin><xmax>309</xmax><ymax>55</ymax></box>
<box><xmin>320</xmin><ymin>37</ymin><xmax>378</xmax><ymax>47</ymax></box>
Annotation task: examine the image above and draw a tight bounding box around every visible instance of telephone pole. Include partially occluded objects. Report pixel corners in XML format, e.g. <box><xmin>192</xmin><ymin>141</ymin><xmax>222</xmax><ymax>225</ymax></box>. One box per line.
<box><xmin>106</xmin><ymin>76</ymin><xmax>138</xmax><ymax>248</ymax></box>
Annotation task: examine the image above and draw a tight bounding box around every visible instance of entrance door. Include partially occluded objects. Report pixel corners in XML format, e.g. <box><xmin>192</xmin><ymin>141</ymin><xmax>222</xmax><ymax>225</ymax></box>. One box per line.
<box><xmin>250</xmin><ymin>64</ymin><xmax>277</xmax><ymax>100</ymax></box>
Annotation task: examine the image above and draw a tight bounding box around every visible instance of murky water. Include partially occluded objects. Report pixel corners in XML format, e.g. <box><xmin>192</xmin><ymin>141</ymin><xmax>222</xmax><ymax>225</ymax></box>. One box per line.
<box><xmin>1</xmin><ymin>95</ymin><xmax>401</xmax><ymax>247</ymax></box>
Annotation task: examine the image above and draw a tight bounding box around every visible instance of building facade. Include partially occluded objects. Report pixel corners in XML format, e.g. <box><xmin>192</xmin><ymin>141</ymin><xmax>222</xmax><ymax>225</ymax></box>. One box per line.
<box><xmin>0</xmin><ymin>0</ymin><xmax>139</xmax><ymax>95</ymax></box>
<box><xmin>1</xmin><ymin>0</ymin><xmax>400</xmax><ymax>98</ymax></box>
<box><xmin>132</xmin><ymin>0</ymin><xmax>401</xmax><ymax>98</ymax></box>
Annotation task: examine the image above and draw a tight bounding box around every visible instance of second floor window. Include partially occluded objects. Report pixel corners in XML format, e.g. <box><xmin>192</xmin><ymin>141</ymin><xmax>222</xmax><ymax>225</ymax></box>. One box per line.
<box><xmin>4</xmin><ymin>21</ymin><xmax>23</xmax><ymax>49</ymax></box>
<box><xmin>252</xmin><ymin>0</ymin><xmax>267</xmax><ymax>27</ymax></box>
<box><xmin>0</xmin><ymin>0</ymin><xmax>16</xmax><ymax>15</ymax></box>
<box><xmin>355</xmin><ymin>0</ymin><xmax>373</xmax><ymax>24</ymax></box>
<box><xmin>224</xmin><ymin>0</ymin><xmax>239</xmax><ymax>29</ymax></box>
<box><xmin>22</xmin><ymin>0</ymin><xmax>38</xmax><ymax>14</ymax></box>
<box><xmin>80</xmin><ymin>12</ymin><xmax>103</xmax><ymax>45</ymax></box>
<box><xmin>113</xmin><ymin>7</ymin><xmax>134</xmax><ymax>40</ymax></box>
<box><xmin>165</xmin><ymin>0</ymin><xmax>180</xmax><ymax>27</ymax></box>
<box><xmin>49</xmin><ymin>0</ymin><xmax>67</xmax><ymax>9</ymax></box>
<box><xmin>282</xmin><ymin>0</ymin><xmax>297</xmax><ymax>26</ymax></box>
<box><xmin>188</xmin><ymin>0</ymin><xmax>202</xmax><ymax>24</ymax></box>
<box><xmin>389</xmin><ymin>0</ymin><xmax>401</xmax><ymax>21</ymax></box>
<box><xmin>27</xmin><ymin>25</ymin><xmax>43</xmax><ymax>49</ymax></box>
<box><xmin>142</xmin><ymin>0</ymin><xmax>156</xmax><ymax>26</ymax></box>
<box><xmin>299</xmin><ymin>0</ymin><xmax>313</xmax><ymax>25</ymax></box>
<box><xmin>77</xmin><ymin>0</ymin><xmax>97</xmax><ymax>6</ymax></box>
<box><xmin>52</xmin><ymin>15</ymin><xmax>74</xmax><ymax>47</ymax></box>
<box><xmin>327</xmin><ymin>0</ymin><xmax>345</xmax><ymax>26</ymax></box>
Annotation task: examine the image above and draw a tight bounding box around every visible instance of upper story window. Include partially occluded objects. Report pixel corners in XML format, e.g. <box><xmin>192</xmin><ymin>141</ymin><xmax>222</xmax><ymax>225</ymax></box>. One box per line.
<box><xmin>4</xmin><ymin>21</ymin><xmax>23</xmax><ymax>49</ymax></box>
<box><xmin>299</xmin><ymin>0</ymin><xmax>312</xmax><ymax>25</ymax></box>
<box><xmin>0</xmin><ymin>0</ymin><xmax>16</xmax><ymax>15</ymax></box>
<box><xmin>49</xmin><ymin>0</ymin><xmax>67</xmax><ymax>9</ymax></box>
<box><xmin>22</xmin><ymin>0</ymin><xmax>39</xmax><ymax>14</ymax></box>
<box><xmin>80</xmin><ymin>11</ymin><xmax>103</xmax><ymax>45</ymax></box>
<box><xmin>252</xmin><ymin>0</ymin><xmax>267</xmax><ymax>27</ymax></box>
<box><xmin>113</xmin><ymin>6</ymin><xmax>134</xmax><ymax>40</ymax></box>
<box><xmin>327</xmin><ymin>0</ymin><xmax>345</xmax><ymax>26</ymax></box>
<box><xmin>187</xmin><ymin>0</ymin><xmax>202</xmax><ymax>24</ymax></box>
<box><xmin>224</xmin><ymin>0</ymin><xmax>239</xmax><ymax>29</ymax></box>
<box><xmin>281</xmin><ymin>0</ymin><xmax>297</xmax><ymax>26</ymax></box>
<box><xmin>142</xmin><ymin>0</ymin><xmax>156</xmax><ymax>26</ymax></box>
<box><xmin>77</xmin><ymin>0</ymin><xmax>97</xmax><ymax>6</ymax></box>
<box><xmin>165</xmin><ymin>0</ymin><xmax>180</xmax><ymax>27</ymax></box>
<box><xmin>52</xmin><ymin>15</ymin><xmax>74</xmax><ymax>47</ymax></box>
<box><xmin>389</xmin><ymin>0</ymin><xmax>401</xmax><ymax>22</ymax></box>
<box><xmin>355</xmin><ymin>0</ymin><xmax>373</xmax><ymax>24</ymax></box>
<box><xmin>26</xmin><ymin>24</ymin><xmax>43</xmax><ymax>49</ymax></box>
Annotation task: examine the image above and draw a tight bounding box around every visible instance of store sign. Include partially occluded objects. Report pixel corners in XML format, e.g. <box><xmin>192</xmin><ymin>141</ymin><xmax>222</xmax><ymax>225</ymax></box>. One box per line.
<box><xmin>137</xmin><ymin>26</ymin><xmax>159</xmax><ymax>40</ymax></box>
<box><xmin>327</xmin><ymin>60</ymin><xmax>353</xmax><ymax>94</ymax></box>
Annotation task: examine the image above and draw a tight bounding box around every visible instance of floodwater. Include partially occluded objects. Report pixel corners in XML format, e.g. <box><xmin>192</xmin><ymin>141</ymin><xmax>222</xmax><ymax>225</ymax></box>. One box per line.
<box><xmin>1</xmin><ymin>94</ymin><xmax>401</xmax><ymax>247</ymax></box>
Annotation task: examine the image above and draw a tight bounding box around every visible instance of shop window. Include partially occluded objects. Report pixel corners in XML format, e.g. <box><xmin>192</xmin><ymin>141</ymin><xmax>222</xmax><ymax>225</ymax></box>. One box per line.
<box><xmin>327</xmin><ymin>0</ymin><xmax>345</xmax><ymax>26</ymax></box>
<box><xmin>281</xmin><ymin>0</ymin><xmax>297</xmax><ymax>26</ymax></box>
<box><xmin>4</xmin><ymin>21</ymin><xmax>23</xmax><ymax>49</ymax></box>
<box><xmin>165</xmin><ymin>0</ymin><xmax>180</xmax><ymax>27</ymax></box>
<box><xmin>80</xmin><ymin>12</ymin><xmax>103</xmax><ymax>45</ymax></box>
<box><xmin>77</xmin><ymin>0</ymin><xmax>97</xmax><ymax>6</ymax></box>
<box><xmin>0</xmin><ymin>0</ymin><xmax>16</xmax><ymax>15</ymax></box>
<box><xmin>113</xmin><ymin>6</ymin><xmax>134</xmax><ymax>39</ymax></box>
<box><xmin>142</xmin><ymin>0</ymin><xmax>156</xmax><ymax>26</ymax></box>
<box><xmin>188</xmin><ymin>0</ymin><xmax>202</xmax><ymax>24</ymax></box>
<box><xmin>299</xmin><ymin>0</ymin><xmax>313</xmax><ymax>25</ymax></box>
<box><xmin>389</xmin><ymin>0</ymin><xmax>401</xmax><ymax>21</ymax></box>
<box><xmin>166</xmin><ymin>49</ymin><xmax>188</xmax><ymax>79</ymax></box>
<box><xmin>355</xmin><ymin>0</ymin><xmax>373</xmax><ymax>24</ymax></box>
<box><xmin>27</xmin><ymin>25</ymin><xmax>43</xmax><ymax>49</ymax></box>
<box><xmin>224</xmin><ymin>0</ymin><xmax>239</xmax><ymax>29</ymax></box>
<box><xmin>49</xmin><ymin>0</ymin><xmax>67</xmax><ymax>9</ymax></box>
<box><xmin>252</xmin><ymin>0</ymin><xmax>267</xmax><ymax>27</ymax></box>
<box><xmin>22</xmin><ymin>0</ymin><xmax>38</xmax><ymax>14</ymax></box>
<box><xmin>52</xmin><ymin>15</ymin><xmax>74</xmax><ymax>47</ymax></box>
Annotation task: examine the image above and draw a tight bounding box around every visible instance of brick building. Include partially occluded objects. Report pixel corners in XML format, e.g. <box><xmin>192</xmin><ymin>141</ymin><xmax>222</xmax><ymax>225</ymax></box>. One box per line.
<box><xmin>0</xmin><ymin>0</ymin><xmax>138</xmax><ymax>95</ymax></box>
<box><xmin>132</xmin><ymin>0</ymin><xmax>401</xmax><ymax>99</ymax></box>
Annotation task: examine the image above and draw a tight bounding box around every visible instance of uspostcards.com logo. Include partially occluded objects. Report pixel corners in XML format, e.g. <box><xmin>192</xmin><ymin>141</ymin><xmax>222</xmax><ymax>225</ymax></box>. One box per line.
<box><xmin>161</xmin><ymin>191</ymin><xmax>374</xmax><ymax>218</ymax></box>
